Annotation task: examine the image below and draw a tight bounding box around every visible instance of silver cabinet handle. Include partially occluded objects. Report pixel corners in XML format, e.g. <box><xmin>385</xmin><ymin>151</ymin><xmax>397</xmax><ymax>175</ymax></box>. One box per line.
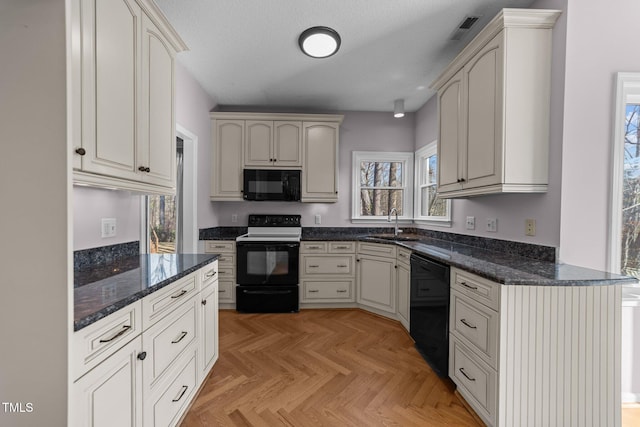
<box><xmin>171</xmin><ymin>331</ymin><xmax>188</xmax><ymax>344</ymax></box>
<box><xmin>460</xmin><ymin>281</ymin><xmax>478</xmax><ymax>290</ymax></box>
<box><xmin>171</xmin><ymin>289</ymin><xmax>188</xmax><ymax>299</ymax></box>
<box><xmin>459</xmin><ymin>367</ymin><xmax>476</xmax><ymax>382</ymax></box>
<box><xmin>172</xmin><ymin>385</ymin><xmax>188</xmax><ymax>402</ymax></box>
<box><xmin>99</xmin><ymin>325</ymin><xmax>131</xmax><ymax>343</ymax></box>
<box><xmin>460</xmin><ymin>319</ymin><xmax>477</xmax><ymax>329</ymax></box>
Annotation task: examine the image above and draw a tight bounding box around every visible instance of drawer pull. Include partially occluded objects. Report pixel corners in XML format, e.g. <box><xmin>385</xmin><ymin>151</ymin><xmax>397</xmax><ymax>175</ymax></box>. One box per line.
<box><xmin>460</xmin><ymin>318</ymin><xmax>477</xmax><ymax>329</ymax></box>
<box><xmin>460</xmin><ymin>281</ymin><xmax>478</xmax><ymax>290</ymax></box>
<box><xmin>308</xmin><ymin>290</ymin><xmax>319</xmax><ymax>293</ymax></box>
<box><xmin>459</xmin><ymin>367</ymin><xmax>476</xmax><ymax>382</ymax></box>
<box><xmin>419</xmin><ymin>287</ymin><xmax>430</xmax><ymax>292</ymax></box>
<box><xmin>205</xmin><ymin>271</ymin><xmax>217</xmax><ymax>279</ymax></box>
<box><xmin>337</xmin><ymin>264</ymin><xmax>348</xmax><ymax>268</ymax></box>
<box><xmin>335</xmin><ymin>245</ymin><xmax>349</xmax><ymax>249</ymax></box>
<box><xmin>172</xmin><ymin>385</ymin><xmax>189</xmax><ymax>402</ymax></box>
<box><xmin>218</xmin><ymin>289</ymin><xmax>226</xmax><ymax>293</ymax></box>
<box><xmin>336</xmin><ymin>290</ymin><xmax>347</xmax><ymax>293</ymax></box>
<box><xmin>214</xmin><ymin>245</ymin><xmax>226</xmax><ymax>248</ymax></box>
<box><xmin>307</xmin><ymin>245</ymin><xmax>322</xmax><ymax>249</ymax></box>
<box><xmin>99</xmin><ymin>325</ymin><xmax>131</xmax><ymax>343</ymax></box>
<box><xmin>171</xmin><ymin>331</ymin><xmax>188</xmax><ymax>344</ymax></box>
<box><xmin>308</xmin><ymin>265</ymin><xmax>320</xmax><ymax>268</ymax></box>
<box><xmin>201</xmin><ymin>299</ymin><xmax>207</xmax><ymax>306</ymax></box>
<box><xmin>171</xmin><ymin>289</ymin><xmax>188</xmax><ymax>299</ymax></box>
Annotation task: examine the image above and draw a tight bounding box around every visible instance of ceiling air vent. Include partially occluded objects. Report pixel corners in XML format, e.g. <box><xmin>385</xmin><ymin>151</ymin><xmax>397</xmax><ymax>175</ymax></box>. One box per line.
<box><xmin>450</xmin><ymin>15</ymin><xmax>481</xmax><ymax>40</ymax></box>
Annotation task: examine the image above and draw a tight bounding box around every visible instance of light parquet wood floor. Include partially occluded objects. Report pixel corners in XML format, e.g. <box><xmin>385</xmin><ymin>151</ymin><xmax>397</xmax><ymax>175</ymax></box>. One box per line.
<box><xmin>181</xmin><ymin>309</ymin><xmax>481</xmax><ymax>427</ymax></box>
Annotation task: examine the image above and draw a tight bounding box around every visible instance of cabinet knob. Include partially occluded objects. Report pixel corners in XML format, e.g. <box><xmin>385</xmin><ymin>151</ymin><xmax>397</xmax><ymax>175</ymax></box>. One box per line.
<box><xmin>137</xmin><ymin>351</ymin><xmax>147</xmax><ymax>361</ymax></box>
<box><xmin>75</xmin><ymin>147</ymin><xmax>86</xmax><ymax>156</ymax></box>
<box><xmin>138</xmin><ymin>166</ymin><xmax>151</xmax><ymax>173</ymax></box>
<box><xmin>201</xmin><ymin>299</ymin><xmax>207</xmax><ymax>306</ymax></box>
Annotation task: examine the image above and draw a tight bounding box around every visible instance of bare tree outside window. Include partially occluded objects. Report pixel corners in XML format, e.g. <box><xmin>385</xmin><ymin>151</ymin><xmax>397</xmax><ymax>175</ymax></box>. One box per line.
<box><xmin>621</xmin><ymin>103</ymin><xmax>640</xmax><ymax>277</ymax></box>
<box><xmin>360</xmin><ymin>161</ymin><xmax>404</xmax><ymax>216</ymax></box>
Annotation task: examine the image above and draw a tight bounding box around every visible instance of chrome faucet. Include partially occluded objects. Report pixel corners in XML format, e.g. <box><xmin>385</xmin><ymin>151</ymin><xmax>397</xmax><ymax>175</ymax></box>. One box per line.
<box><xmin>388</xmin><ymin>208</ymin><xmax>402</xmax><ymax>237</ymax></box>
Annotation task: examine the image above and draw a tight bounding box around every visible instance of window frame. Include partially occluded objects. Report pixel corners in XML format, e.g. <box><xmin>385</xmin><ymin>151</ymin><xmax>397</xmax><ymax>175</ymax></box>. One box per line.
<box><xmin>610</xmin><ymin>72</ymin><xmax>640</xmax><ymax>273</ymax></box>
<box><xmin>351</xmin><ymin>151</ymin><xmax>414</xmax><ymax>223</ymax></box>
<box><xmin>413</xmin><ymin>141</ymin><xmax>452</xmax><ymax>226</ymax></box>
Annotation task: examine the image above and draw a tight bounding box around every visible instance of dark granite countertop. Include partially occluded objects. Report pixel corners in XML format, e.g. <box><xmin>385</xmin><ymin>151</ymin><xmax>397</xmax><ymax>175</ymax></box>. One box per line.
<box><xmin>199</xmin><ymin>226</ymin><xmax>637</xmax><ymax>288</ymax></box>
<box><xmin>74</xmin><ymin>253</ymin><xmax>218</xmax><ymax>331</ymax></box>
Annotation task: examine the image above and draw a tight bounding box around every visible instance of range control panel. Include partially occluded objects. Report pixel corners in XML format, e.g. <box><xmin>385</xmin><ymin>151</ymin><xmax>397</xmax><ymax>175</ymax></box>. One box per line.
<box><xmin>247</xmin><ymin>214</ymin><xmax>301</xmax><ymax>227</ymax></box>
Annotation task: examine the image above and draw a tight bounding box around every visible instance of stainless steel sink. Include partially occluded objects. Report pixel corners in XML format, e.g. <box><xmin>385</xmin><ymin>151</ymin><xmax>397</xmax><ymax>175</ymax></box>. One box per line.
<box><xmin>367</xmin><ymin>234</ymin><xmax>420</xmax><ymax>242</ymax></box>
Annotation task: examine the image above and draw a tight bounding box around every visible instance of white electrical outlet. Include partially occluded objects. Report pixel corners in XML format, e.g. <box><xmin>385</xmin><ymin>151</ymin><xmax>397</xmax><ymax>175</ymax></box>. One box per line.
<box><xmin>315</xmin><ymin>214</ymin><xmax>321</xmax><ymax>225</ymax></box>
<box><xmin>486</xmin><ymin>218</ymin><xmax>497</xmax><ymax>232</ymax></box>
<box><xmin>101</xmin><ymin>218</ymin><xmax>116</xmax><ymax>238</ymax></box>
<box><xmin>466</xmin><ymin>216</ymin><xmax>475</xmax><ymax>230</ymax></box>
<box><xmin>231</xmin><ymin>214</ymin><xmax>238</xmax><ymax>223</ymax></box>
<box><xmin>525</xmin><ymin>219</ymin><xmax>536</xmax><ymax>236</ymax></box>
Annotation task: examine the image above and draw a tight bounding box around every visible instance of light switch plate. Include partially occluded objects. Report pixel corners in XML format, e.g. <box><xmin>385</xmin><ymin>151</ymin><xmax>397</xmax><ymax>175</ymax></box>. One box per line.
<box><xmin>466</xmin><ymin>216</ymin><xmax>475</xmax><ymax>230</ymax></box>
<box><xmin>486</xmin><ymin>218</ymin><xmax>497</xmax><ymax>232</ymax></box>
<box><xmin>101</xmin><ymin>218</ymin><xmax>116</xmax><ymax>238</ymax></box>
<box><xmin>315</xmin><ymin>214</ymin><xmax>321</xmax><ymax>225</ymax></box>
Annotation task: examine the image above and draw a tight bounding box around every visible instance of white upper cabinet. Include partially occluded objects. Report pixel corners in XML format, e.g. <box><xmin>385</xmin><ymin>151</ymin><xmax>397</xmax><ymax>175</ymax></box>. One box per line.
<box><xmin>431</xmin><ymin>9</ymin><xmax>561</xmax><ymax>198</ymax></box>
<box><xmin>210</xmin><ymin>113</ymin><xmax>343</xmax><ymax>202</ymax></box>
<box><xmin>71</xmin><ymin>0</ymin><xmax>187</xmax><ymax>194</ymax></box>
<box><xmin>244</xmin><ymin>120</ymin><xmax>302</xmax><ymax>167</ymax></box>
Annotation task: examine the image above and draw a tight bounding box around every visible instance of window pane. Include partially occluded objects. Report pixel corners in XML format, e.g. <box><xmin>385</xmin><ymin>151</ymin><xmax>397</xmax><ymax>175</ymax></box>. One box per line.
<box><xmin>421</xmin><ymin>186</ymin><xmax>447</xmax><ymax>217</ymax></box>
<box><xmin>428</xmin><ymin>155</ymin><xmax>438</xmax><ymax>185</ymax></box>
<box><xmin>360</xmin><ymin>161</ymin><xmax>403</xmax><ymax>187</ymax></box>
<box><xmin>148</xmin><ymin>195</ymin><xmax>177</xmax><ymax>254</ymax></box>
<box><xmin>360</xmin><ymin>189</ymin><xmax>403</xmax><ymax>215</ymax></box>
<box><xmin>621</xmin><ymin>103</ymin><xmax>640</xmax><ymax>277</ymax></box>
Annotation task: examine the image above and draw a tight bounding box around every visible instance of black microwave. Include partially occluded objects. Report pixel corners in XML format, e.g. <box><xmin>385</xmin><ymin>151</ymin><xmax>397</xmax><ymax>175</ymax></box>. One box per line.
<box><xmin>243</xmin><ymin>169</ymin><xmax>301</xmax><ymax>201</ymax></box>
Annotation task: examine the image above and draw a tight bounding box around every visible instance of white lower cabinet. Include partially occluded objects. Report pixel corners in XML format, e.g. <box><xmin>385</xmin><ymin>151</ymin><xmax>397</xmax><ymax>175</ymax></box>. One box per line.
<box><xmin>396</xmin><ymin>248</ymin><xmax>411</xmax><ymax>331</ymax></box>
<box><xmin>72</xmin><ymin>262</ymin><xmax>219</xmax><ymax>427</ymax></box>
<box><xmin>356</xmin><ymin>243</ymin><xmax>397</xmax><ymax>315</ymax></box>
<box><xmin>300</xmin><ymin>241</ymin><xmax>356</xmax><ymax>305</ymax></box>
<box><xmin>72</xmin><ymin>335</ymin><xmax>143</xmax><ymax>427</ymax></box>
<box><xmin>204</xmin><ymin>241</ymin><xmax>236</xmax><ymax>304</ymax></box>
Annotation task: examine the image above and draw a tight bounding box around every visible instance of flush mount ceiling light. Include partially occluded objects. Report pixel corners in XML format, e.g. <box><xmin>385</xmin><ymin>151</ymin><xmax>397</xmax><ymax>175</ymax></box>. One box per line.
<box><xmin>298</xmin><ymin>26</ymin><xmax>341</xmax><ymax>58</ymax></box>
<box><xmin>394</xmin><ymin>99</ymin><xmax>405</xmax><ymax>118</ymax></box>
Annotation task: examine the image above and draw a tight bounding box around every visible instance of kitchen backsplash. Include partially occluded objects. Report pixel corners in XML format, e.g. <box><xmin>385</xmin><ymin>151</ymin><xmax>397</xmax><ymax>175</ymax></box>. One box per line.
<box><xmin>74</xmin><ymin>240</ymin><xmax>140</xmax><ymax>273</ymax></box>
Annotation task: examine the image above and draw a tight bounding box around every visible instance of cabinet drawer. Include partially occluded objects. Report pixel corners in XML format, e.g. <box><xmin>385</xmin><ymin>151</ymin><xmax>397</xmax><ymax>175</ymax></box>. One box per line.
<box><xmin>145</xmin><ymin>349</ymin><xmax>197</xmax><ymax>427</ymax></box>
<box><xmin>329</xmin><ymin>242</ymin><xmax>355</xmax><ymax>253</ymax></box>
<box><xmin>200</xmin><ymin>261</ymin><xmax>218</xmax><ymax>291</ymax></box>
<box><xmin>72</xmin><ymin>301</ymin><xmax>142</xmax><ymax>381</ymax></box>
<box><xmin>301</xmin><ymin>241</ymin><xmax>327</xmax><ymax>253</ymax></box>
<box><xmin>397</xmin><ymin>248</ymin><xmax>412</xmax><ymax>267</ymax></box>
<box><xmin>302</xmin><ymin>280</ymin><xmax>354</xmax><ymax>301</ymax></box>
<box><xmin>204</xmin><ymin>240</ymin><xmax>235</xmax><ymax>253</ymax></box>
<box><xmin>144</xmin><ymin>297</ymin><xmax>197</xmax><ymax>390</ymax></box>
<box><xmin>357</xmin><ymin>242</ymin><xmax>397</xmax><ymax>257</ymax></box>
<box><xmin>450</xmin><ymin>338</ymin><xmax>497</xmax><ymax>425</ymax></box>
<box><xmin>216</xmin><ymin>253</ymin><xmax>235</xmax><ymax>265</ymax></box>
<box><xmin>142</xmin><ymin>273</ymin><xmax>198</xmax><ymax>329</ymax></box>
<box><xmin>450</xmin><ymin>290</ymin><xmax>498</xmax><ymax>369</ymax></box>
<box><xmin>218</xmin><ymin>265</ymin><xmax>235</xmax><ymax>279</ymax></box>
<box><xmin>218</xmin><ymin>280</ymin><xmax>235</xmax><ymax>303</ymax></box>
<box><xmin>303</xmin><ymin>255</ymin><xmax>354</xmax><ymax>275</ymax></box>
<box><xmin>451</xmin><ymin>268</ymin><xmax>500</xmax><ymax>311</ymax></box>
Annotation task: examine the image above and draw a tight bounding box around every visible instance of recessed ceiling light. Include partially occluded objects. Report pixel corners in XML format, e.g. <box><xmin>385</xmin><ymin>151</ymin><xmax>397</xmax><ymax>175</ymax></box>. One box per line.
<box><xmin>298</xmin><ymin>26</ymin><xmax>341</xmax><ymax>58</ymax></box>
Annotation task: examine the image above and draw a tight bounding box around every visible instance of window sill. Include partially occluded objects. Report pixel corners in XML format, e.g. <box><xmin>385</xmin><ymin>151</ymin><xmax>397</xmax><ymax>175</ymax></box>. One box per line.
<box><xmin>413</xmin><ymin>218</ymin><xmax>452</xmax><ymax>228</ymax></box>
<box><xmin>351</xmin><ymin>218</ymin><xmax>414</xmax><ymax>225</ymax></box>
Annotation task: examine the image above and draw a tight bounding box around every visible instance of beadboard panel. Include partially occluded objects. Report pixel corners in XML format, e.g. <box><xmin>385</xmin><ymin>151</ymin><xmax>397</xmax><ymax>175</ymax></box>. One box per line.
<box><xmin>499</xmin><ymin>285</ymin><xmax>621</xmax><ymax>427</ymax></box>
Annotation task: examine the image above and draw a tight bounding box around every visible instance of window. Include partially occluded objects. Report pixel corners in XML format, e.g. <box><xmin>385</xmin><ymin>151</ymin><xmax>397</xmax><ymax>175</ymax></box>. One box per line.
<box><xmin>414</xmin><ymin>142</ymin><xmax>451</xmax><ymax>225</ymax></box>
<box><xmin>352</xmin><ymin>151</ymin><xmax>413</xmax><ymax>221</ymax></box>
<box><xmin>611</xmin><ymin>73</ymin><xmax>640</xmax><ymax>276</ymax></box>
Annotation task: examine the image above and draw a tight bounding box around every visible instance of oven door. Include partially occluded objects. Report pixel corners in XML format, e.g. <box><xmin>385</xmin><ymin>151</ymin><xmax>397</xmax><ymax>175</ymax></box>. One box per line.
<box><xmin>236</xmin><ymin>241</ymin><xmax>300</xmax><ymax>285</ymax></box>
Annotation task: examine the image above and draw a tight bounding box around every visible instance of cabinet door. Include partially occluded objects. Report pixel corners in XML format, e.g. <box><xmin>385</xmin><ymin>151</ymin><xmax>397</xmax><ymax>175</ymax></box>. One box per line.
<box><xmin>357</xmin><ymin>254</ymin><xmax>396</xmax><ymax>314</ymax></box>
<box><xmin>140</xmin><ymin>15</ymin><xmax>175</xmax><ymax>187</ymax></box>
<box><xmin>396</xmin><ymin>263</ymin><xmax>410</xmax><ymax>331</ymax></box>
<box><xmin>437</xmin><ymin>69</ymin><xmax>464</xmax><ymax>193</ymax></box>
<box><xmin>78</xmin><ymin>0</ymin><xmax>141</xmax><ymax>181</ymax></box>
<box><xmin>211</xmin><ymin>120</ymin><xmax>244</xmax><ymax>200</ymax></box>
<box><xmin>302</xmin><ymin>122</ymin><xmax>339</xmax><ymax>202</ymax></box>
<box><xmin>244</xmin><ymin>120</ymin><xmax>273</xmax><ymax>166</ymax></box>
<box><xmin>71</xmin><ymin>336</ymin><xmax>143</xmax><ymax>427</ymax></box>
<box><xmin>200</xmin><ymin>282</ymin><xmax>219</xmax><ymax>381</ymax></box>
<box><xmin>464</xmin><ymin>35</ymin><xmax>504</xmax><ymax>189</ymax></box>
<box><xmin>273</xmin><ymin>121</ymin><xmax>302</xmax><ymax>167</ymax></box>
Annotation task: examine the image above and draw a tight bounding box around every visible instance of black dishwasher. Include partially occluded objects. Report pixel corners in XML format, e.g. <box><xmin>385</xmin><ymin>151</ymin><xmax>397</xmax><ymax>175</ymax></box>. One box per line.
<box><xmin>410</xmin><ymin>253</ymin><xmax>450</xmax><ymax>377</ymax></box>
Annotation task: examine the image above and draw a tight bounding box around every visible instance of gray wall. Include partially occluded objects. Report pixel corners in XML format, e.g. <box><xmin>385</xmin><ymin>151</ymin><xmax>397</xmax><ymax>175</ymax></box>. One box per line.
<box><xmin>0</xmin><ymin>1</ymin><xmax>69</xmax><ymax>425</ymax></box>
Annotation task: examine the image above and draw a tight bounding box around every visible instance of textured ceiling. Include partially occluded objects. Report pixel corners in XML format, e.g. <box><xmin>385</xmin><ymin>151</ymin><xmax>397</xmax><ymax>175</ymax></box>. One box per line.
<box><xmin>155</xmin><ymin>0</ymin><xmax>535</xmax><ymax>113</ymax></box>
